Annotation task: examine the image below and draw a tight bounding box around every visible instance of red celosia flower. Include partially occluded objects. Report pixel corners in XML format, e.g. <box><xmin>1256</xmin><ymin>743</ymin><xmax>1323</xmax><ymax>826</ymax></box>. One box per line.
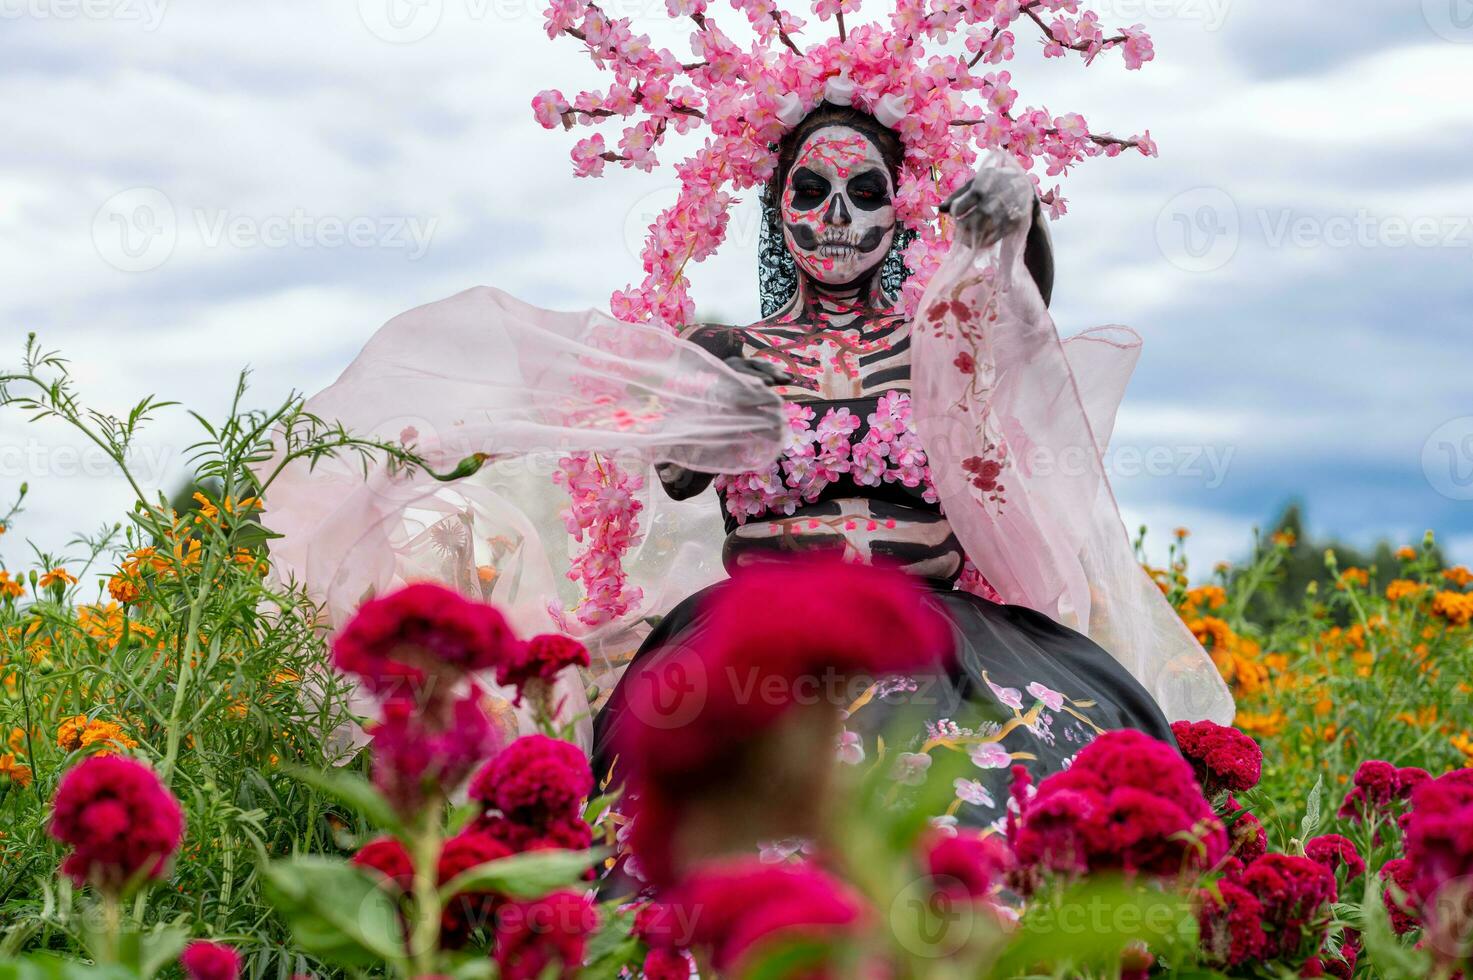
<box><xmin>1337</xmin><ymin>759</ymin><xmax>1424</xmax><ymax>826</ymax></box>
<box><xmin>351</xmin><ymin>836</ymin><xmax>415</xmax><ymax>892</ymax></box>
<box><xmin>48</xmin><ymin>756</ymin><xmax>184</xmax><ymax>893</ymax></box>
<box><xmin>667</xmin><ymin>858</ymin><xmax>867</xmax><ymax>973</ymax></box>
<box><xmin>180</xmin><ymin>941</ymin><xmax>240</xmax><ymax>980</ymax></box>
<box><xmin>333</xmin><ymin>583</ymin><xmax>520</xmax><ymax>702</ymax></box>
<box><xmin>493</xmin><ymin>889</ymin><xmax>598</xmax><ymax>980</ymax></box>
<box><xmin>615</xmin><ymin>559</ymin><xmax>951</xmax><ymax>882</ymax></box>
<box><xmin>1304</xmin><ymin>834</ymin><xmax>1366</xmax><ymax>880</ymax></box>
<box><xmin>1170</xmin><ymin>719</ymin><xmax>1262</xmax><ymax>795</ymax></box>
<box><xmin>1225</xmin><ymin>797</ymin><xmax>1267</xmax><ymax>864</ymax></box>
<box><xmin>1011</xmin><ymin>731</ymin><xmax>1225</xmax><ymax>883</ymax></box>
<box><xmin>439</xmin><ymin>831</ymin><xmax>514</xmax><ymax>946</ymax></box>
<box><xmin>352</xmin><ymin>831</ymin><xmax>515</xmax><ymax>945</ymax></box>
<box><xmin>1401</xmin><ymin>768</ymin><xmax>1473</xmax><ymax>954</ymax></box>
<box><xmin>1239</xmin><ymin>853</ymin><xmax>1337</xmax><ymax>961</ymax></box>
<box><xmin>641</xmin><ymin>947</ymin><xmax>694</xmax><ymax>980</ymax></box>
<box><xmin>1197</xmin><ymin>879</ymin><xmax>1266</xmax><ymax>967</ymax></box>
<box><xmin>496</xmin><ymin>634</ymin><xmax>590</xmax><ymax>705</ymax></box>
<box><xmin>1379</xmin><ymin>858</ymin><xmax>1419</xmax><ymax>935</ymax></box>
<box><xmin>472</xmin><ymin>813</ymin><xmax>594</xmax><ymax>856</ymax></box>
<box><xmin>922</xmin><ymin>830</ymin><xmax>1013</xmax><ymax>900</ymax></box>
<box><xmin>370</xmin><ymin>692</ymin><xmax>497</xmax><ymax>817</ymax></box>
<box><xmin>469</xmin><ymin>735</ymin><xmax>592</xmax><ymax>826</ymax></box>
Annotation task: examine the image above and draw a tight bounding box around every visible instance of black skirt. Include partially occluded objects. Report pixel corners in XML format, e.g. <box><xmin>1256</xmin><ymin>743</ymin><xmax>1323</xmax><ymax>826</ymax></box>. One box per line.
<box><xmin>592</xmin><ymin>581</ymin><xmax>1175</xmax><ymax>832</ymax></box>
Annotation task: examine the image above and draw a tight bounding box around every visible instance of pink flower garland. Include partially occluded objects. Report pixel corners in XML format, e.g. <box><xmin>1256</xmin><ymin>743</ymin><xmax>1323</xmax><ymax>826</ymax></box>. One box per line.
<box><xmin>714</xmin><ymin>390</ymin><xmax>937</xmax><ymax>523</ymax></box>
<box><xmin>551</xmin><ymin>451</ymin><xmax>645</xmax><ymax>627</ymax></box>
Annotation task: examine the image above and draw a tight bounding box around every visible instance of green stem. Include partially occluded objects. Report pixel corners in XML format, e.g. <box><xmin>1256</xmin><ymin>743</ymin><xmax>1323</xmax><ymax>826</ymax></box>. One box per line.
<box><xmin>158</xmin><ymin>552</ymin><xmax>218</xmax><ymax>784</ymax></box>
<box><xmin>408</xmin><ymin>815</ymin><xmax>444</xmax><ymax>978</ymax></box>
<box><xmin>99</xmin><ymin>893</ymin><xmax>121</xmax><ymax>964</ymax></box>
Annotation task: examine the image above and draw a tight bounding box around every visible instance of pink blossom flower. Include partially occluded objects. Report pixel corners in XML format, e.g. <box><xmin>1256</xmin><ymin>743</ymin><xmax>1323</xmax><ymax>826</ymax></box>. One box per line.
<box><xmin>1026</xmin><ymin>681</ymin><xmax>1065</xmax><ymax>711</ymax></box>
<box><xmin>969</xmin><ymin>742</ymin><xmax>1012</xmax><ymax>770</ymax></box>
<box><xmin>532</xmin><ymin>89</ymin><xmax>569</xmax><ymax>129</ymax></box>
<box><xmin>494</xmin><ymin>890</ymin><xmax>598</xmax><ymax>980</ymax></box>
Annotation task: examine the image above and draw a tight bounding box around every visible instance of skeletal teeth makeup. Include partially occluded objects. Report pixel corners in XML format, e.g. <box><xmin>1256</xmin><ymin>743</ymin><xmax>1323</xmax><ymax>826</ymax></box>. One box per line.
<box><xmin>781</xmin><ymin>125</ymin><xmax>897</xmax><ymax>286</ymax></box>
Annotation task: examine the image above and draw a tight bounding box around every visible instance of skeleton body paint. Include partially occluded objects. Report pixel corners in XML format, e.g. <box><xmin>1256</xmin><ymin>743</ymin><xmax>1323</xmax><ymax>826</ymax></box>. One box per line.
<box><xmin>677</xmin><ymin>121</ymin><xmax>965</xmax><ymax>582</ymax></box>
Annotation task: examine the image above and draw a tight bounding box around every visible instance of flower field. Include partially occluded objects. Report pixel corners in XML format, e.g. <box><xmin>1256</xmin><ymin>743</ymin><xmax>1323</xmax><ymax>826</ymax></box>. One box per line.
<box><xmin>3</xmin><ymin>340</ymin><xmax>1473</xmax><ymax>979</ymax></box>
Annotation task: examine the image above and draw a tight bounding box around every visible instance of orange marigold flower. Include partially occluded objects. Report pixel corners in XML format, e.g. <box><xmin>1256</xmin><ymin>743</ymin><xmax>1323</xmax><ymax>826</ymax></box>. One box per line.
<box><xmin>476</xmin><ymin>565</ymin><xmax>498</xmax><ymax>584</ymax></box>
<box><xmin>1386</xmin><ymin>579</ymin><xmax>1425</xmax><ymax>602</ymax></box>
<box><xmin>1444</xmin><ymin>566</ymin><xmax>1473</xmax><ymax>589</ymax></box>
<box><xmin>0</xmin><ymin>753</ymin><xmax>32</xmax><ymax>788</ymax></box>
<box><xmin>1397</xmin><ymin>546</ymin><xmax>1418</xmax><ymax>561</ymax></box>
<box><xmin>1173</xmin><ymin>527</ymin><xmax>1190</xmax><ymax>540</ymax></box>
<box><xmin>1453</xmin><ymin>733</ymin><xmax>1473</xmax><ymax>766</ymax></box>
<box><xmin>1335</xmin><ymin>567</ymin><xmax>1370</xmax><ymax>590</ymax></box>
<box><xmin>1188</xmin><ymin>616</ymin><xmax>1235</xmax><ymax>651</ymax></box>
<box><xmin>1271</xmin><ymin>530</ymin><xmax>1297</xmax><ymax>548</ymax></box>
<box><xmin>56</xmin><ymin>715</ymin><xmax>138</xmax><ymax>755</ymax></box>
<box><xmin>0</xmin><ymin>572</ymin><xmax>24</xmax><ymax>600</ymax></box>
<box><xmin>1432</xmin><ymin>591</ymin><xmax>1473</xmax><ymax>628</ymax></box>
<box><xmin>1236</xmin><ymin>709</ymin><xmax>1286</xmax><ymax>738</ymax></box>
<box><xmin>38</xmin><ymin>568</ymin><xmax>77</xmax><ymax>589</ymax></box>
<box><xmin>108</xmin><ymin>573</ymin><xmax>142</xmax><ymax>604</ymax></box>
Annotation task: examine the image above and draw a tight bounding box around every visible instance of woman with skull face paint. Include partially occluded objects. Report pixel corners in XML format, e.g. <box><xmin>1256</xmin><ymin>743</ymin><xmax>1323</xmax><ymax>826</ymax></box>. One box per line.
<box><xmin>591</xmin><ymin>104</ymin><xmax>1185</xmax><ymax>839</ymax></box>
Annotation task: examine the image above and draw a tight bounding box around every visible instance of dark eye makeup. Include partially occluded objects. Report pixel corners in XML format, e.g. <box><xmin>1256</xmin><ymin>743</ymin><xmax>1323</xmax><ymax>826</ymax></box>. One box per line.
<box><xmin>789</xmin><ymin>166</ymin><xmax>831</xmax><ymax>211</ymax></box>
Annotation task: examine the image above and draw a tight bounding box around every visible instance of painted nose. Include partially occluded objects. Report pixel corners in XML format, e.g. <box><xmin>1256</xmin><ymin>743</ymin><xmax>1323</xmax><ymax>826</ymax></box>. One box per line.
<box><xmin>823</xmin><ymin>193</ymin><xmax>851</xmax><ymax>227</ymax></box>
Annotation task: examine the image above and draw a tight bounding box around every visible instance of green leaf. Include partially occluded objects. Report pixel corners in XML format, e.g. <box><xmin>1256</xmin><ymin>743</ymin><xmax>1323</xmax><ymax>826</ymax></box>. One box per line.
<box><xmin>0</xmin><ymin>956</ymin><xmax>136</xmax><ymax>980</ymax></box>
<box><xmin>133</xmin><ymin>922</ymin><xmax>190</xmax><ymax>980</ymax></box>
<box><xmin>992</xmin><ymin>877</ymin><xmax>1195</xmax><ymax>977</ymax></box>
<box><xmin>1358</xmin><ymin>876</ymin><xmax>1429</xmax><ymax>977</ymax></box>
<box><xmin>285</xmin><ymin>765</ymin><xmax>403</xmax><ymax>835</ymax></box>
<box><xmin>261</xmin><ymin>856</ymin><xmax>408</xmax><ymax>970</ymax></box>
<box><xmin>578</xmin><ymin>905</ymin><xmax>643</xmax><ymax>980</ymax></box>
<box><xmin>1299</xmin><ymin>774</ymin><xmax>1326</xmax><ymax>842</ymax></box>
<box><xmin>437</xmin><ymin>848</ymin><xmax>606</xmax><ymax>902</ymax></box>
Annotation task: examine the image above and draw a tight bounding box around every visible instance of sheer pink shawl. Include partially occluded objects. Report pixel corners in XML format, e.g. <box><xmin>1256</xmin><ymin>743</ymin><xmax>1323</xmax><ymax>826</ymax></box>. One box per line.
<box><xmin>911</xmin><ymin>178</ymin><xmax>1234</xmax><ymax>724</ymax></box>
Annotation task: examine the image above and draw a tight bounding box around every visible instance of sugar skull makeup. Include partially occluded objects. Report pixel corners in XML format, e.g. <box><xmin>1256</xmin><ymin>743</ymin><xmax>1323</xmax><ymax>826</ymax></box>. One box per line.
<box><xmin>781</xmin><ymin>125</ymin><xmax>897</xmax><ymax>286</ymax></box>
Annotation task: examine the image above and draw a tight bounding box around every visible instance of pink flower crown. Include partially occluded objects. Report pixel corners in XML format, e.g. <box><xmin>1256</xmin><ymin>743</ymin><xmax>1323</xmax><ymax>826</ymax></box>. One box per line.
<box><xmin>532</xmin><ymin>0</ymin><xmax>1160</xmax><ymax>329</ymax></box>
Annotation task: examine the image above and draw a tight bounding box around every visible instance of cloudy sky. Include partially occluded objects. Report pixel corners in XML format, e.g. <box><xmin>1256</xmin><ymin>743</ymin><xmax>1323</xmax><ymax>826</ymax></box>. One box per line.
<box><xmin>2</xmin><ymin>0</ymin><xmax>1471</xmax><ymax>575</ymax></box>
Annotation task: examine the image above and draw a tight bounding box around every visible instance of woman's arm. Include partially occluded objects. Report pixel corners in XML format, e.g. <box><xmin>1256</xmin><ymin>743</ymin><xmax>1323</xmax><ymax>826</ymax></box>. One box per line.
<box><xmin>941</xmin><ymin>167</ymin><xmax>1055</xmax><ymax>307</ymax></box>
<box><xmin>654</xmin><ymin>354</ymin><xmax>792</xmax><ymax>501</ymax></box>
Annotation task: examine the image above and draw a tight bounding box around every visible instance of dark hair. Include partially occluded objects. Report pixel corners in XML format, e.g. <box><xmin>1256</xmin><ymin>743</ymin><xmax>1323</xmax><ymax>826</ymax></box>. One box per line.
<box><xmin>766</xmin><ymin>102</ymin><xmax>905</xmax><ymax>205</ymax></box>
